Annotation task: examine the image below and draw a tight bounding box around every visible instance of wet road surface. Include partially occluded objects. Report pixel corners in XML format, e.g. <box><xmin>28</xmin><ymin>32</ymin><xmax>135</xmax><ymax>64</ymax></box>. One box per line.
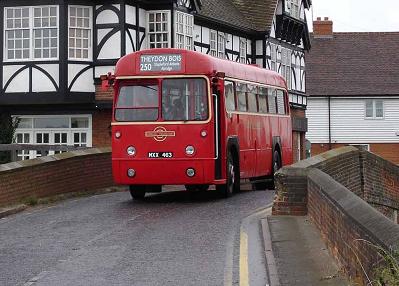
<box><xmin>0</xmin><ymin>186</ymin><xmax>274</xmax><ymax>286</ymax></box>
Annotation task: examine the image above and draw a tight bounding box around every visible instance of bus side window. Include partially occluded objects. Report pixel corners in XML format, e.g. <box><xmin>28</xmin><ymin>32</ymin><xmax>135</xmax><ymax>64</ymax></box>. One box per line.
<box><xmin>276</xmin><ymin>89</ymin><xmax>285</xmax><ymax>115</ymax></box>
<box><xmin>224</xmin><ymin>81</ymin><xmax>235</xmax><ymax>111</ymax></box>
<box><xmin>268</xmin><ymin>88</ymin><xmax>277</xmax><ymax>114</ymax></box>
<box><xmin>258</xmin><ymin>87</ymin><xmax>268</xmax><ymax>113</ymax></box>
<box><xmin>247</xmin><ymin>84</ymin><xmax>257</xmax><ymax>113</ymax></box>
<box><xmin>237</xmin><ymin>82</ymin><xmax>247</xmax><ymax>112</ymax></box>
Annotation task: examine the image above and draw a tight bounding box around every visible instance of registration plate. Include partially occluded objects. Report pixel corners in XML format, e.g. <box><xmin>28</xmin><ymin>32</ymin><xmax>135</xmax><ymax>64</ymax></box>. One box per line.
<box><xmin>148</xmin><ymin>152</ymin><xmax>173</xmax><ymax>158</ymax></box>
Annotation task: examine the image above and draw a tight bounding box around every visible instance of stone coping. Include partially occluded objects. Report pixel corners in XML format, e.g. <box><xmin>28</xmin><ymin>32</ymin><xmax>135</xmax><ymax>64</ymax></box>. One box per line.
<box><xmin>0</xmin><ymin>147</ymin><xmax>111</xmax><ymax>172</ymax></box>
<box><xmin>308</xmin><ymin>168</ymin><xmax>399</xmax><ymax>250</ymax></box>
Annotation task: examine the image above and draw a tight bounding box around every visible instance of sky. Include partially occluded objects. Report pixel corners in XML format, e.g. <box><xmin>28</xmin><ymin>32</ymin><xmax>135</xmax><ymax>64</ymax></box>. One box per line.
<box><xmin>306</xmin><ymin>0</ymin><xmax>399</xmax><ymax>32</ymax></box>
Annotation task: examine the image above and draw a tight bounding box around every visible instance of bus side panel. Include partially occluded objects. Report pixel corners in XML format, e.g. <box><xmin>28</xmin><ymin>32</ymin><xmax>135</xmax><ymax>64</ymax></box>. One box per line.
<box><xmin>280</xmin><ymin>117</ymin><xmax>293</xmax><ymax>166</ymax></box>
<box><xmin>254</xmin><ymin>115</ymin><xmax>273</xmax><ymax>177</ymax></box>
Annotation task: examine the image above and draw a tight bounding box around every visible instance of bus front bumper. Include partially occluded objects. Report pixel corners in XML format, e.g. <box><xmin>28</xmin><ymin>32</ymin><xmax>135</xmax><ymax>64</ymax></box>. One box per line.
<box><xmin>112</xmin><ymin>158</ymin><xmax>219</xmax><ymax>185</ymax></box>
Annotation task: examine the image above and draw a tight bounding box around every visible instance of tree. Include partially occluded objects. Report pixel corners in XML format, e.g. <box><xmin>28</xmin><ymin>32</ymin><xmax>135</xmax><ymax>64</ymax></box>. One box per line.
<box><xmin>0</xmin><ymin>113</ymin><xmax>19</xmax><ymax>164</ymax></box>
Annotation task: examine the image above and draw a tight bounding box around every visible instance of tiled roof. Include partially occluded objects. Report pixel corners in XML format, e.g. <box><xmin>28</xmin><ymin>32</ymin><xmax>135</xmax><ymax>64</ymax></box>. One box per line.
<box><xmin>307</xmin><ymin>32</ymin><xmax>399</xmax><ymax>96</ymax></box>
<box><xmin>231</xmin><ymin>0</ymin><xmax>278</xmax><ymax>31</ymax></box>
<box><xmin>198</xmin><ymin>0</ymin><xmax>278</xmax><ymax>32</ymax></box>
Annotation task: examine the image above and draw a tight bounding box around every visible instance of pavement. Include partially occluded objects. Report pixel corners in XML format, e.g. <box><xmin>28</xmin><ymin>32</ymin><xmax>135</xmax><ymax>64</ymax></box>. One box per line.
<box><xmin>261</xmin><ymin>214</ymin><xmax>351</xmax><ymax>286</ymax></box>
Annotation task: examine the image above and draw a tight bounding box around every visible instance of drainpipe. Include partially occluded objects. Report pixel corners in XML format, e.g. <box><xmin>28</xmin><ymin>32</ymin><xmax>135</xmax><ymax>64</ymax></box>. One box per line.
<box><xmin>328</xmin><ymin>96</ymin><xmax>332</xmax><ymax>150</ymax></box>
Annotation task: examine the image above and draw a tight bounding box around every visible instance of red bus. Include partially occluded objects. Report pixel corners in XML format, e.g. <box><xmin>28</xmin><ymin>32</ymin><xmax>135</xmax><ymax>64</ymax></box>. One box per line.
<box><xmin>108</xmin><ymin>48</ymin><xmax>292</xmax><ymax>199</ymax></box>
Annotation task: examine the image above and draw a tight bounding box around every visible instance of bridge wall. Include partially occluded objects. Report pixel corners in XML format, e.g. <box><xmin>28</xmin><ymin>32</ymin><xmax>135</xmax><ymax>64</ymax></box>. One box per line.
<box><xmin>273</xmin><ymin>146</ymin><xmax>399</xmax><ymax>285</ymax></box>
<box><xmin>0</xmin><ymin>148</ymin><xmax>113</xmax><ymax>206</ymax></box>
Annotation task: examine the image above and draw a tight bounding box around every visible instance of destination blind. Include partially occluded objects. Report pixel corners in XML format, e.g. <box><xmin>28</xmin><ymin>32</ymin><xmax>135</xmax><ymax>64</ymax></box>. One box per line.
<box><xmin>140</xmin><ymin>54</ymin><xmax>182</xmax><ymax>72</ymax></box>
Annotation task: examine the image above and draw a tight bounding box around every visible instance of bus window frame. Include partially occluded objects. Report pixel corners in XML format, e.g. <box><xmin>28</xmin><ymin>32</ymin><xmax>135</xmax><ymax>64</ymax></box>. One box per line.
<box><xmin>112</xmin><ymin>75</ymin><xmax>213</xmax><ymax>125</ymax></box>
<box><xmin>114</xmin><ymin>79</ymin><xmax>161</xmax><ymax>122</ymax></box>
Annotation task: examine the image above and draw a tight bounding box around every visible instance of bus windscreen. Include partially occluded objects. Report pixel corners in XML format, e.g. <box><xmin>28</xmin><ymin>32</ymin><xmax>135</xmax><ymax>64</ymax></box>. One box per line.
<box><xmin>115</xmin><ymin>84</ymin><xmax>159</xmax><ymax>122</ymax></box>
<box><xmin>114</xmin><ymin>78</ymin><xmax>208</xmax><ymax>122</ymax></box>
<box><xmin>162</xmin><ymin>78</ymin><xmax>208</xmax><ymax>121</ymax></box>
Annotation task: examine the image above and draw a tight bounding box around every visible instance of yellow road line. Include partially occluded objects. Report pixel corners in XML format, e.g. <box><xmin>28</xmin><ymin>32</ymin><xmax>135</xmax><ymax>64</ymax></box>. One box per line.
<box><xmin>239</xmin><ymin>230</ymin><xmax>249</xmax><ymax>286</ymax></box>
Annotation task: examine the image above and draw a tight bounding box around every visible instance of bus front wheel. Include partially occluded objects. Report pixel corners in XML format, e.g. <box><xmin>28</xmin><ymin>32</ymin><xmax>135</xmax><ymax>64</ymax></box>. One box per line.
<box><xmin>217</xmin><ymin>152</ymin><xmax>239</xmax><ymax>197</ymax></box>
<box><xmin>129</xmin><ymin>185</ymin><xmax>146</xmax><ymax>200</ymax></box>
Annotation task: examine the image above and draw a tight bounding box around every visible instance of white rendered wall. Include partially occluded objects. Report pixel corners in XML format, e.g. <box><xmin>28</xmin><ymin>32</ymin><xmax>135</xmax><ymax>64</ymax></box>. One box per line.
<box><xmin>307</xmin><ymin>97</ymin><xmax>399</xmax><ymax>144</ymax></box>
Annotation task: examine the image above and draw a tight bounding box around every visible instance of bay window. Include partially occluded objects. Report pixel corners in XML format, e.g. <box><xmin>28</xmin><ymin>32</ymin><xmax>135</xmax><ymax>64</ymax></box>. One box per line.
<box><xmin>175</xmin><ymin>11</ymin><xmax>193</xmax><ymax>50</ymax></box>
<box><xmin>5</xmin><ymin>6</ymin><xmax>58</xmax><ymax>60</ymax></box>
<box><xmin>68</xmin><ymin>6</ymin><xmax>92</xmax><ymax>60</ymax></box>
<box><xmin>148</xmin><ymin>11</ymin><xmax>170</xmax><ymax>48</ymax></box>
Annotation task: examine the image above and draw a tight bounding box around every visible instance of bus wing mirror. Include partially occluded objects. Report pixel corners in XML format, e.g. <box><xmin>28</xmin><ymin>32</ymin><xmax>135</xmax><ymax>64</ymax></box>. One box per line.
<box><xmin>100</xmin><ymin>72</ymin><xmax>115</xmax><ymax>91</ymax></box>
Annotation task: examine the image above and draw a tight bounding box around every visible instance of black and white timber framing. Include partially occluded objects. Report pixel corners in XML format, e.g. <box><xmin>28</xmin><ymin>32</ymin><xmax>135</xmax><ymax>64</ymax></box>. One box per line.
<box><xmin>0</xmin><ymin>0</ymin><xmax>311</xmax><ymax>151</ymax></box>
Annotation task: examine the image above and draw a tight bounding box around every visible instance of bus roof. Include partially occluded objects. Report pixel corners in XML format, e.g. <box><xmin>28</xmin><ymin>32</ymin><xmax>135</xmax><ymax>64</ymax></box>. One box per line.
<box><xmin>114</xmin><ymin>48</ymin><xmax>287</xmax><ymax>88</ymax></box>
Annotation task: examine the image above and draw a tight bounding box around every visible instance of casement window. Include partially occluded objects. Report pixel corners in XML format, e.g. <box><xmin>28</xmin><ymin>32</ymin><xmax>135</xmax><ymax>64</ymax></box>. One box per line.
<box><xmin>365</xmin><ymin>100</ymin><xmax>384</xmax><ymax>119</ymax></box>
<box><xmin>239</xmin><ymin>38</ymin><xmax>246</xmax><ymax>63</ymax></box>
<box><xmin>5</xmin><ymin>6</ymin><xmax>58</xmax><ymax>60</ymax></box>
<box><xmin>148</xmin><ymin>11</ymin><xmax>170</xmax><ymax>48</ymax></box>
<box><xmin>175</xmin><ymin>11</ymin><xmax>193</xmax><ymax>50</ymax></box>
<box><xmin>68</xmin><ymin>6</ymin><xmax>92</xmax><ymax>60</ymax></box>
<box><xmin>13</xmin><ymin>115</ymin><xmax>92</xmax><ymax>160</ymax></box>
<box><xmin>217</xmin><ymin>32</ymin><xmax>226</xmax><ymax>59</ymax></box>
<box><xmin>210</xmin><ymin>30</ymin><xmax>217</xmax><ymax>57</ymax></box>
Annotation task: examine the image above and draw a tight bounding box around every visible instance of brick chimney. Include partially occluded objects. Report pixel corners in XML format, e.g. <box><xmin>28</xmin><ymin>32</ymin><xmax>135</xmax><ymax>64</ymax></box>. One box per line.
<box><xmin>313</xmin><ymin>17</ymin><xmax>333</xmax><ymax>38</ymax></box>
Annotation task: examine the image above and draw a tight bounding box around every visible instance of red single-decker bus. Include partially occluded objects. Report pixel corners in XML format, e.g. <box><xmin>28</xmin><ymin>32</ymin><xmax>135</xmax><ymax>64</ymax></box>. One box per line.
<box><xmin>108</xmin><ymin>48</ymin><xmax>292</xmax><ymax>199</ymax></box>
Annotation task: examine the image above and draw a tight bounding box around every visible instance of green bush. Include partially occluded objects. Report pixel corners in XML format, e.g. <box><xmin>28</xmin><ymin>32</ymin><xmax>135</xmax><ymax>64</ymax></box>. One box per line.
<box><xmin>0</xmin><ymin>114</ymin><xmax>19</xmax><ymax>164</ymax></box>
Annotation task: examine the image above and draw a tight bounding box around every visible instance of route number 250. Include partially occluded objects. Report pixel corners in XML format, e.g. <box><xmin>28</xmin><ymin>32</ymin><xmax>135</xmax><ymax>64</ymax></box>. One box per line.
<box><xmin>140</xmin><ymin>63</ymin><xmax>152</xmax><ymax>71</ymax></box>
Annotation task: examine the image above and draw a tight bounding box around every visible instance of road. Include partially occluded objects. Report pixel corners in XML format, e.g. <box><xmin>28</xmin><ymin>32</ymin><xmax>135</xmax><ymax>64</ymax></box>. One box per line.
<box><xmin>0</xmin><ymin>186</ymin><xmax>274</xmax><ymax>286</ymax></box>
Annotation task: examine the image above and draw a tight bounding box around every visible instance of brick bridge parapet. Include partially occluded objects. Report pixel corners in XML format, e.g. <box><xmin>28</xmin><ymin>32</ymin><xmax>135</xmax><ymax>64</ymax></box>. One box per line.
<box><xmin>0</xmin><ymin>148</ymin><xmax>113</xmax><ymax>207</ymax></box>
<box><xmin>273</xmin><ymin>146</ymin><xmax>399</xmax><ymax>284</ymax></box>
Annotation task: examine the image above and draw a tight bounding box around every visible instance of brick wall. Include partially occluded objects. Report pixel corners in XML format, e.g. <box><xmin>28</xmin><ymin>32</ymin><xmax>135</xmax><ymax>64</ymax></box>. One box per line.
<box><xmin>92</xmin><ymin>109</ymin><xmax>112</xmax><ymax>147</ymax></box>
<box><xmin>308</xmin><ymin>168</ymin><xmax>399</xmax><ymax>285</ymax></box>
<box><xmin>95</xmin><ymin>84</ymin><xmax>113</xmax><ymax>101</ymax></box>
<box><xmin>0</xmin><ymin>148</ymin><xmax>113</xmax><ymax>206</ymax></box>
<box><xmin>361</xmin><ymin>151</ymin><xmax>399</xmax><ymax>221</ymax></box>
<box><xmin>273</xmin><ymin>146</ymin><xmax>360</xmax><ymax>215</ymax></box>
<box><xmin>273</xmin><ymin>146</ymin><xmax>399</xmax><ymax>284</ymax></box>
<box><xmin>311</xmin><ymin>143</ymin><xmax>399</xmax><ymax>165</ymax></box>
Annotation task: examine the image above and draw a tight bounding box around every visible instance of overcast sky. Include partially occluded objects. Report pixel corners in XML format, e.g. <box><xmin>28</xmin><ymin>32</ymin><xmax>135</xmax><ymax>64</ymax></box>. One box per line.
<box><xmin>306</xmin><ymin>0</ymin><xmax>399</xmax><ymax>32</ymax></box>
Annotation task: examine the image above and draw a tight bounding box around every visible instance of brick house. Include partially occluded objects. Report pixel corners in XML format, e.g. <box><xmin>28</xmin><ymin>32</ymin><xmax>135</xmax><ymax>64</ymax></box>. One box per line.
<box><xmin>306</xmin><ymin>18</ymin><xmax>399</xmax><ymax>164</ymax></box>
<box><xmin>0</xmin><ymin>0</ymin><xmax>311</xmax><ymax>162</ymax></box>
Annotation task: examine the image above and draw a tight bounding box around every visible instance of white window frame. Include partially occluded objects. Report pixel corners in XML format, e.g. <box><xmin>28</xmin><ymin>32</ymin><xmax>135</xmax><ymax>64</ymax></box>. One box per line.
<box><xmin>280</xmin><ymin>48</ymin><xmax>291</xmax><ymax>90</ymax></box>
<box><xmin>68</xmin><ymin>5</ymin><xmax>93</xmax><ymax>61</ymax></box>
<box><xmin>4</xmin><ymin>6</ymin><xmax>59</xmax><ymax>62</ymax></box>
<box><xmin>270</xmin><ymin>43</ymin><xmax>277</xmax><ymax>71</ymax></box>
<box><xmin>365</xmin><ymin>99</ymin><xmax>384</xmax><ymax>119</ymax></box>
<box><xmin>147</xmin><ymin>10</ymin><xmax>171</xmax><ymax>49</ymax></box>
<box><xmin>174</xmin><ymin>11</ymin><xmax>193</xmax><ymax>50</ymax></box>
<box><xmin>287</xmin><ymin>0</ymin><xmax>300</xmax><ymax>18</ymax></box>
<box><xmin>217</xmin><ymin>32</ymin><xmax>226</xmax><ymax>59</ymax></box>
<box><xmin>349</xmin><ymin>144</ymin><xmax>370</xmax><ymax>151</ymax></box>
<box><xmin>209</xmin><ymin>30</ymin><xmax>217</xmax><ymax>57</ymax></box>
<box><xmin>13</xmin><ymin>115</ymin><xmax>92</xmax><ymax>160</ymax></box>
<box><xmin>239</xmin><ymin>38</ymin><xmax>246</xmax><ymax>63</ymax></box>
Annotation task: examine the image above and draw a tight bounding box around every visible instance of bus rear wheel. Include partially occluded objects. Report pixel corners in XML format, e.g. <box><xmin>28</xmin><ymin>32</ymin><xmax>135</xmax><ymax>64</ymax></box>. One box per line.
<box><xmin>129</xmin><ymin>185</ymin><xmax>146</xmax><ymax>200</ymax></box>
<box><xmin>217</xmin><ymin>152</ymin><xmax>239</xmax><ymax>197</ymax></box>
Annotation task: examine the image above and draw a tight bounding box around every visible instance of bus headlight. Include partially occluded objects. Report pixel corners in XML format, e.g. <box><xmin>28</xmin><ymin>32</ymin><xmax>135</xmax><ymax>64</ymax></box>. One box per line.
<box><xmin>115</xmin><ymin>131</ymin><xmax>121</xmax><ymax>139</ymax></box>
<box><xmin>185</xmin><ymin>145</ymin><xmax>195</xmax><ymax>156</ymax></box>
<box><xmin>186</xmin><ymin>168</ymin><xmax>195</xmax><ymax>177</ymax></box>
<box><xmin>127</xmin><ymin>146</ymin><xmax>136</xmax><ymax>156</ymax></box>
<box><xmin>127</xmin><ymin>168</ymin><xmax>136</xmax><ymax>177</ymax></box>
